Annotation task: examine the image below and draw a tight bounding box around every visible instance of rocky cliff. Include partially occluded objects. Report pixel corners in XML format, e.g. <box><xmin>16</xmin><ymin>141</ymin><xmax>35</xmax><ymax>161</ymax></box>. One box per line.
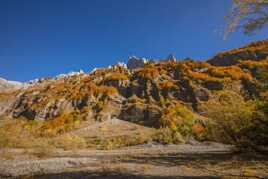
<box><xmin>1</xmin><ymin>39</ymin><xmax>268</xmax><ymax>141</ymax></box>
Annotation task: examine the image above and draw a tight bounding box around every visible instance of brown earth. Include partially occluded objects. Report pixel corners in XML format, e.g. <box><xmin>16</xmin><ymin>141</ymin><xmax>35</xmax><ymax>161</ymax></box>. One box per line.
<box><xmin>0</xmin><ymin>144</ymin><xmax>267</xmax><ymax>179</ymax></box>
<box><xmin>0</xmin><ymin>118</ymin><xmax>267</xmax><ymax>179</ymax></box>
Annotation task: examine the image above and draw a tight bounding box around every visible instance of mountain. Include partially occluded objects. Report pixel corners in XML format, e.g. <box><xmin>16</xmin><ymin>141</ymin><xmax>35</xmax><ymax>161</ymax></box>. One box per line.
<box><xmin>1</xmin><ymin>39</ymin><xmax>268</xmax><ymax>145</ymax></box>
<box><xmin>0</xmin><ymin>77</ymin><xmax>26</xmax><ymax>92</ymax></box>
<box><xmin>208</xmin><ymin>39</ymin><xmax>268</xmax><ymax>66</ymax></box>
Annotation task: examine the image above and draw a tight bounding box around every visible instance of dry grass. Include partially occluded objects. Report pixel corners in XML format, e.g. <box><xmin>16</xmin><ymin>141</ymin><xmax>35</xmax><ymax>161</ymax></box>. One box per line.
<box><xmin>49</xmin><ymin>134</ymin><xmax>87</xmax><ymax>150</ymax></box>
<box><xmin>0</xmin><ymin>150</ymin><xmax>15</xmax><ymax>160</ymax></box>
<box><xmin>29</xmin><ymin>147</ymin><xmax>55</xmax><ymax>159</ymax></box>
<box><xmin>159</xmin><ymin>103</ymin><xmax>194</xmax><ymax>131</ymax></box>
<box><xmin>210</xmin><ymin>66</ymin><xmax>250</xmax><ymax>80</ymax></box>
<box><xmin>152</xmin><ymin>128</ymin><xmax>184</xmax><ymax>144</ymax></box>
<box><xmin>0</xmin><ymin>118</ymin><xmax>87</xmax><ymax>151</ymax></box>
<box><xmin>103</xmin><ymin>73</ymin><xmax>129</xmax><ymax>81</ymax></box>
<box><xmin>0</xmin><ymin>117</ymin><xmax>152</xmax><ymax>152</ymax></box>
<box><xmin>38</xmin><ymin>112</ymin><xmax>84</xmax><ymax>137</ymax></box>
<box><xmin>0</xmin><ymin>107</ymin><xmax>160</xmax><ymax>152</ymax></box>
<box><xmin>137</xmin><ymin>67</ymin><xmax>159</xmax><ymax>79</ymax></box>
<box><xmin>95</xmin><ymin>134</ymin><xmax>149</xmax><ymax>150</ymax></box>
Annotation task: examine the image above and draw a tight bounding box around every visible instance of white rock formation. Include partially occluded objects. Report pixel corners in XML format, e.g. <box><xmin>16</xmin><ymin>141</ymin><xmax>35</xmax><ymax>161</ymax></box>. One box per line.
<box><xmin>56</xmin><ymin>70</ymin><xmax>85</xmax><ymax>80</ymax></box>
<box><xmin>0</xmin><ymin>77</ymin><xmax>27</xmax><ymax>91</ymax></box>
<box><xmin>117</xmin><ymin>62</ymin><xmax>127</xmax><ymax>69</ymax></box>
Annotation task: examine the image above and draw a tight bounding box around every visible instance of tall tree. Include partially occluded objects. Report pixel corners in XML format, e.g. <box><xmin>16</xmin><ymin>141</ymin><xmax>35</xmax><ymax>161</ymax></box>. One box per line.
<box><xmin>225</xmin><ymin>0</ymin><xmax>268</xmax><ymax>37</ymax></box>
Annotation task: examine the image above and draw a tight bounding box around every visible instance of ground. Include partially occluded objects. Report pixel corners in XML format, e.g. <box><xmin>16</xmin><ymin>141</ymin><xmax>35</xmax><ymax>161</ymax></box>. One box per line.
<box><xmin>0</xmin><ymin>119</ymin><xmax>267</xmax><ymax>179</ymax></box>
<box><xmin>0</xmin><ymin>143</ymin><xmax>267</xmax><ymax>179</ymax></box>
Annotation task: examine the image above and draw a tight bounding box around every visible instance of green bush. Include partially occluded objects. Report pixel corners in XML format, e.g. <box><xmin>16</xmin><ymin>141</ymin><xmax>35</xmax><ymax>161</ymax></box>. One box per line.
<box><xmin>95</xmin><ymin>135</ymin><xmax>149</xmax><ymax>150</ymax></box>
<box><xmin>205</xmin><ymin>95</ymin><xmax>268</xmax><ymax>150</ymax></box>
<box><xmin>152</xmin><ymin>128</ymin><xmax>184</xmax><ymax>144</ymax></box>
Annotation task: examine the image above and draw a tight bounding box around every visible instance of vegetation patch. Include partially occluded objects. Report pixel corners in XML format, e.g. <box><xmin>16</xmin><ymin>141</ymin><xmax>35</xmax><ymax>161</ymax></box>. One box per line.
<box><xmin>0</xmin><ymin>117</ymin><xmax>87</xmax><ymax>150</ymax></box>
<box><xmin>93</xmin><ymin>134</ymin><xmax>149</xmax><ymax>150</ymax></box>
<box><xmin>152</xmin><ymin>128</ymin><xmax>184</xmax><ymax>144</ymax></box>
<box><xmin>158</xmin><ymin>103</ymin><xmax>212</xmax><ymax>141</ymax></box>
<box><xmin>103</xmin><ymin>73</ymin><xmax>129</xmax><ymax>82</ymax></box>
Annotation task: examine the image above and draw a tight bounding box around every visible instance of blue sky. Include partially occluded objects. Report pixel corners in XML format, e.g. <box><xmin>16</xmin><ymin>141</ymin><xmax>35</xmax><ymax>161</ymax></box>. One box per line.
<box><xmin>1</xmin><ymin>0</ymin><xmax>267</xmax><ymax>82</ymax></box>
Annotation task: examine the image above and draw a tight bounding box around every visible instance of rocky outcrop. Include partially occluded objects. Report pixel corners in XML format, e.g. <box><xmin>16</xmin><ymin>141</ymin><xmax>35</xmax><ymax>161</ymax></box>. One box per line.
<box><xmin>165</xmin><ymin>54</ymin><xmax>176</xmax><ymax>62</ymax></box>
<box><xmin>119</xmin><ymin>103</ymin><xmax>161</xmax><ymax>127</ymax></box>
<box><xmin>0</xmin><ymin>93</ymin><xmax>17</xmax><ymax>117</ymax></box>
<box><xmin>127</xmin><ymin>56</ymin><xmax>148</xmax><ymax>70</ymax></box>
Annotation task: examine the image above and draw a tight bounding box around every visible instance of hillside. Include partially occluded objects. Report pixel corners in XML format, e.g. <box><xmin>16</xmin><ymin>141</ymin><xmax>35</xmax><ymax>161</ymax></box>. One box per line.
<box><xmin>0</xmin><ymin>77</ymin><xmax>26</xmax><ymax>92</ymax></box>
<box><xmin>0</xmin><ymin>39</ymin><xmax>268</xmax><ymax>148</ymax></box>
<box><xmin>208</xmin><ymin>39</ymin><xmax>268</xmax><ymax>66</ymax></box>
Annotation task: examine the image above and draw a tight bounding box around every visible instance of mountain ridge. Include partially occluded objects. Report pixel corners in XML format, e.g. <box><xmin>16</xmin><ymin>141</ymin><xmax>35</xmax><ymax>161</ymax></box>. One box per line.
<box><xmin>0</xmin><ymin>39</ymin><xmax>268</xmax><ymax>146</ymax></box>
<box><xmin>0</xmin><ymin>77</ymin><xmax>27</xmax><ymax>92</ymax></box>
<box><xmin>0</xmin><ymin>38</ymin><xmax>268</xmax><ymax>150</ymax></box>
<box><xmin>207</xmin><ymin>39</ymin><xmax>268</xmax><ymax>66</ymax></box>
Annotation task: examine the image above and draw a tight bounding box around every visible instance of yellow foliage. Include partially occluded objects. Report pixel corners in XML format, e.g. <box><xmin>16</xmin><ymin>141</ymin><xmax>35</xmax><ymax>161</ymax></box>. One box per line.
<box><xmin>160</xmin><ymin>103</ymin><xmax>194</xmax><ymax>129</ymax></box>
<box><xmin>239</xmin><ymin>59</ymin><xmax>268</xmax><ymax>70</ymax></box>
<box><xmin>96</xmin><ymin>85</ymin><xmax>118</xmax><ymax>96</ymax></box>
<box><xmin>152</xmin><ymin>128</ymin><xmax>184</xmax><ymax>144</ymax></box>
<box><xmin>192</xmin><ymin>124</ymin><xmax>205</xmax><ymax>135</ymax></box>
<box><xmin>215</xmin><ymin>39</ymin><xmax>268</xmax><ymax>58</ymax></box>
<box><xmin>40</xmin><ymin>112</ymin><xmax>82</xmax><ymax>136</ymax></box>
<box><xmin>104</xmin><ymin>73</ymin><xmax>129</xmax><ymax>81</ymax></box>
<box><xmin>0</xmin><ymin>118</ymin><xmax>87</xmax><ymax>149</ymax></box>
<box><xmin>183</xmin><ymin>60</ymin><xmax>211</xmax><ymax>70</ymax></box>
<box><xmin>189</xmin><ymin>71</ymin><xmax>211</xmax><ymax>80</ymax></box>
<box><xmin>137</xmin><ymin>67</ymin><xmax>159</xmax><ymax>79</ymax></box>
<box><xmin>208</xmin><ymin>66</ymin><xmax>252</xmax><ymax>80</ymax></box>
<box><xmin>71</xmin><ymin>83</ymin><xmax>118</xmax><ymax>100</ymax></box>
<box><xmin>159</xmin><ymin>81</ymin><xmax>178</xmax><ymax>90</ymax></box>
<box><xmin>184</xmin><ymin>61</ymin><xmax>253</xmax><ymax>84</ymax></box>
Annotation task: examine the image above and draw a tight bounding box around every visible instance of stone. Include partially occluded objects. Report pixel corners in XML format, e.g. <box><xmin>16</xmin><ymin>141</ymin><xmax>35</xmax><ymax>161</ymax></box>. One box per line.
<box><xmin>127</xmin><ymin>56</ymin><xmax>148</xmax><ymax>70</ymax></box>
<box><xmin>166</xmin><ymin>54</ymin><xmax>176</xmax><ymax>61</ymax></box>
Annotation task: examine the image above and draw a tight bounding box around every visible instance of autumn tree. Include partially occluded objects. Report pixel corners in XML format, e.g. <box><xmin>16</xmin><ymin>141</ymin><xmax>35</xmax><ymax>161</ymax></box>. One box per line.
<box><xmin>225</xmin><ymin>0</ymin><xmax>268</xmax><ymax>37</ymax></box>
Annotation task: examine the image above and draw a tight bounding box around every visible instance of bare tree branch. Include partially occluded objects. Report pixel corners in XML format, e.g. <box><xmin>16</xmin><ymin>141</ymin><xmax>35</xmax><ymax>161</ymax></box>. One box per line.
<box><xmin>225</xmin><ymin>0</ymin><xmax>268</xmax><ymax>38</ymax></box>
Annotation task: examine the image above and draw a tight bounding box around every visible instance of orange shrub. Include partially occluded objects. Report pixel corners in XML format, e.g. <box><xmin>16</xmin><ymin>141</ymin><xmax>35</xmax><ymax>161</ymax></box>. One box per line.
<box><xmin>239</xmin><ymin>59</ymin><xmax>268</xmax><ymax>70</ymax></box>
<box><xmin>189</xmin><ymin>71</ymin><xmax>211</xmax><ymax>80</ymax></box>
<box><xmin>183</xmin><ymin>61</ymin><xmax>211</xmax><ymax>70</ymax></box>
<box><xmin>159</xmin><ymin>103</ymin><xmax>194</xmax><ymax>130</ymax></box>
<box><xmin>137</xmin><ymin>67</ymin><xmax>159</xmax><ymax>79</ymax></box>
<box><xmin>103</xmin><ymin>73</ymin><xmax>129</xmax><ymax>81</ymax></box>
<box><xmin>208</xmin><ymin>66</ymin><xmax>252</xmax><ymax>80</ymax></box>
<box><xmin>159</xmin><ymin>81</ymin><xmax>178</xmax><ymax>90</ymax></box>
<box><xmin>192</xmin><ymin>124</ymin><xmax>205</xmax><ymax>135</ymax></box>
<box><xmin>97</xmin><ymin>86</ymin><xmax>118</xmax><ymax>96</ymax></box>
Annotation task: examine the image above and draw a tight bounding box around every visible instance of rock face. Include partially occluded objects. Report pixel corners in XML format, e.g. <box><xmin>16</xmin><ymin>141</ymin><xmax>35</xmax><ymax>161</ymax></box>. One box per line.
<box><xmin>127</xmin><ymin>56</ymin><xmax>148</xmax><ymax>70</ymax></box>
<box><xmin>166</xmin><ymin>54</ymin><xmax>176</xmax><ymax>62</ymax></box>
<box><xmin>0</xmin><ymin>94</ymin><xmax>16</xmax><ymax>117</ymax></box>
<box><xmin>0</xmin><ymin>39</ymin><xmax>268</xmax><ymax>130</ymax></box>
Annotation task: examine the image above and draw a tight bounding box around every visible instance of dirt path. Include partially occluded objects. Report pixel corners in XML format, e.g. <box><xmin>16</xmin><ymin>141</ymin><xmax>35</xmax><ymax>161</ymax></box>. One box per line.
<box><xmin>0</xmin><ymin>143</ymin><xmax>267</xmax><ymax>179</ymax></box>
